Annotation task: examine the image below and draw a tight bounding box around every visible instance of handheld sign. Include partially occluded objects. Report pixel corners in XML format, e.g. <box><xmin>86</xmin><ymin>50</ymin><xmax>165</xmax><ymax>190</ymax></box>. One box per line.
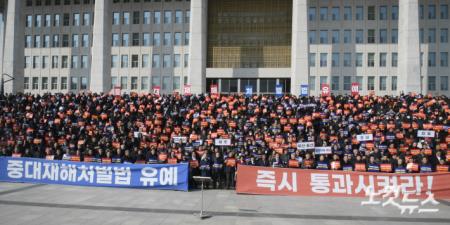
<box><xmin>215</xmin><ymin>139</ymin><xmax>231</xmax><ymax>146</ymax></box>
<box><xmin>153</xmin><ymin>86</ymin><xmax>161</xmax><ymax>95</ymax></box>
<box><xmin>321</xmin><ymin>84</ymin><xmax>330</xmax><ymax>96</ymax></box>
<box><xmin>357</xmin><ymin>134</ymin><xmax>373</xmax><ymax>142</ymax></box>
<box><xmin>300</xmin><ymin>85</ymin><xmax>309</xmax><ymax>97</ymax></box>
<box><xmin>417</xmin><ymin>130</ymin><xmax>435</xmax><ymax>138</ymax></box>
<box><xmin>210</xmin><ymin>84</ymin><xmax>218</xmax><ymax>95</ymax></box>
<box><xmin>351</xmin><ymin>82</ymin><xmax>359</xmax><ymax>95</ymax></box>
<box><xmin>314</xmin><ymin>147</ymin><xmax>332</xmax><ymax>155</ymax></box>
<box><xmin>183</xmin><ymin>85</ymin><xmax>191</xmax><ymax>95</ymax></box>
<box><xmin>276</xmin><ymin>84</ymin><xmax>283</xmax><ymax>98</ymax></box>
<box><xmin>245</xmin><ymin>85</ymin><xmax>253</xmax><ymax>97</ymax></box>
<box><xmin>297</xmin><ymin>142</ymin><xmax>315</xmax><ymax>150</ymax></box>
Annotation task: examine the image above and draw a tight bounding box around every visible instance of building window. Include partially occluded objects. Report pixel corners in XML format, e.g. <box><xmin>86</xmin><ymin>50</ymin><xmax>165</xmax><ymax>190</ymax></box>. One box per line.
<box><xmin>131</xmin><ymin>77</ymin><xmax>138</xmax><ymax>90</ymax></box>
<box><xmin>112</xmin><ymin>33</ymin><xmax>119</xmax><ymax>46</ymax></box>
<box><xmin>391</xmin><ymin>76</ymin><xmax>397</xmax><ymax>91</ymax></box>
<box><xmin>320</xmin><ymin>7</ymin><xmax>328</xmax><ymax>21</ymax></box>
<box><xmin>45</xmin><ymin>14</ymin><xmax>51</xmax><ymax>27</ymax></box>
<box><xmin>54</xmin><ymin>14</ymin><xmax>60</xmax><ymax>27</ymax></box>
<box><xmin>113</xmin><ymin>12</ymin><xmax>120</xmax><ymax>25</ymax></box>
<box><xmin>309</xmin><ymin>31</ymin><xmax>316</xmax><ymax>44</ymax></box>
<box><xmin>81</xmin><ymin>55</ymin><xmax>88</xmax><ymax>68</ymax></box>
<box><xmin>379</xmin><ymin>53</ymin><xmax>387</xmax><ymax>67</ymax></box>
<box><xmin>131</xmin><ymin>55</ymin><xmax>139</xmax><ymax>68</ymax></box>
<box><xmin>367</xmin><ymin>76</ymin><xmax>375</xmax><ymax>90</ymax></box>
<box><xmin>174</xmin><ymin>54</ymin><xmax>181</xmax><ymax>68</ymax></box>
<box><xmin>164</xmin><ymin>32</ymin><xmax>171</xmax><ymax>46</ymax></box>
<box><xmin>111</xmin><ymin>77</ymin><xmax>118</xmax><ymax>89</ymax></box>
<box><xmin>42</xmin><ymin>56</ymin><xmax>49</xmax><ymax>69</ymax></box>
<box><xmin>185</xmin><ymin>10</ymin><xmax>190</xmax><ymax>23</ymax></box>
<box><xmin>152</xmin><ymin>76</ymin><xmax>160</xmax><ymax>89</ymax></box>
<box><xmin>175</xmin><ymin>10</ymin><xmax>183</xmax><ymax>23</ymax></box>
<box><xmin>184</xmin><ymin>54</ymin><xmax>189</xmax><ymax>67</ymax></box>
<box><xmin>154</xmin><ymin>11</ymin><xmax>161</xmax><ymax>24</ymax></box>
<box><xmin>123</xmin><ymin>12</ymin><xmax>130</xmax><ymax>25</ymax></box>
<box><xmin>343</xmin><ymin>76</ymin><xmax>351</xmax><ymax>90</ymax></box>
<box><xmin>131</xmin><ymin>33</ymin><xmax>139</xmax><ymax>46</ymax></box>
<box><xmin>308</xmin><ymin>7</ymin><xmax>316</xmax><ymax>21</ymax></box>
<box><xmin>73</xmin><ymin>13</ymin><xmax>80</xmax><ymax>26</ymax></box>
<box><xmin>111</xmin><ymin>55</ymin><xmax>119</xmax><ymax>68</ymax></box>
<box><xmin>33</xmin><ymin>56</ymin><xmax>39</xmax><ymax>68</ymax></box>
<box><xmin>441</xmin><ymin>29</ymin><xmax>449</xmax><ymax>43</ymax></box>
<box><xmin>185</xmin><ymin>32</ymin><xmax>190</xmax><ymax>45</ymax></box>
<box><xmin>332</xmin><ymin>30</ymin><xmax>340</xmax><ymax>44</ymax></box>
<box><xmin>174</xmin><ymin>32</ymin><xmax>182</xmax><ymax>46</ymax></box>
<box><xmin>164</xmin><ymin>11</ymin><xmax>172</xmax><ymax>24</ymax></box>
<box><xmin>442</xmin><ymin>4</ymin><xmax>449</xmax><ymax>19</ymax></box>
<box><xmin>34</xmin><ymin>35</ymin><xmax>41</xmax><ymax>48</ymax></box>
<box><xmin>344</xmin><ymin>7</ymin><xmax>352</xmax><ymax>20</ymax></box>
<box><xmin>32</xmin><ymin>77</ymin><xmax>39</xmax><ymax>90</ymax></box>
<box><xmin>379</xmin><ymin>6</ymin><xmax>387</xmax><ymax>20</ymax></box>
<box><xmin>41</xmin><ymin>77</ymin><xmax>48</xmax><ymax>90</ymax></box>
<box><xmin>368</xmin><ymin>6</ymin><xmax>375</xmax><ymax>20</ymax></box>
<box><xmin>43</xmin><ymin>36</ymin><xmax>50</xmax><ymax>48</ymax></box>
<box><xmin>320</xmin><ymin>30</ymin><xmax>328</xmax><ymax>44</ymax></box>
<box><xmin>259</xmin><ymin>79</ymin><xmax>276</xmax><ymax>93</ymax></box>
<box><xmin>441</xmin><ymin>52</ymin><xmax>449</xmax><ymax>67</ymax></box>
<box><xmin>24</xmin><ymin>77</ymin><xmax>30</xmax><ymax>89</ymax></box>
<box><xmin>367</xmin><ymin>53</ymin><xmax>375</xmax><ymax>67</ymax></box>
<box><xmin>24</xmin><ymin>56</ymin><xmax>31</xmax><ymax>68</ymax></box>
<box><xmin>379</xmin><ymin>76</ymin><xmax>387</xmax><ymax>91</ymax></box>
<box><xmin>26</xmin><ymin>15</ymin><xmax>32</xmax><ymax>28</ymax></box>
<box><xmin>367</xmin><ymin>29</ymin><xmax>375</xmax><ymax>43</ymax></box>
<box><xmin>143</xmin><ymin>11</ymin><xmax>151</xmax><ymax>24</ymax></box>
<box><xmin>51</xmin><ymin>77</ymin><xmax>58</xmax><ymax>90</ymax></box>
<box><xmin>83</xmin><ymin>13</ymin><xmax>90</xmax><ymax>26</ymax></box>
<box><xmin>392</xmin><ymin>53</ymin><xmax>398</xmax><ymax>67</ymax></box>
<box><xmin>429</xmin><ymin>28</ymin><xmax>436</xmax><ymax>43</ymax></box>
<box><xmin>391</xmin><ymin>29</ymin><xmax>398</xmax><ymax>43</ymax></box>
<box><xmin>332</xmin><ymin>53</ymin><xmax>339</xmax><ymax>67</ymax></box>
<box><xmin>344</xmin><ymin>53</ymin><xmax>351</xmax><ymax>67</ymax></box>
<box><xmin>35</xmin><ymin>14</ymin><xmax>42</xmax><ymax>27</ymax></box>
<box><xmin>25</xmin><ymin>36</ymin><xmax>32</xmax><ymax>48</ymax></box>
<box><xmin>440</xmin><ymin>76</ymin><xmax>449</xmax><ymax>91</ymax></box>
<box><xmin>379</xmin><ymin>29</ymin><xmax>387</xmax><ymax>43</ymax></box>
<box><xmin>122</xmin><ymin>33</ymin><xmax>129</xmax><ymax>46</ymax></box>
<box><xmin>153</xmin><ymin>33</ymin><xmax>160</xmax><ymax>46</ymax></box>
<box><xmin>142</xmin><ymin>54</ymin><xmax>149</xmax><ymax>68</ymax></box>
<box><xmin>82</xmin><ymin>34</ymin><xmax>89</xmax><ymax>47</ymax></box>
<box><xmin>320</xmin><ymin>53</ymin><xmax>327</xmax><ymax>67</ymax></box>
<box><xmin>152</xmin><ymin>54</ymin><xmax>160</xmax><ymax>68</ymax></box>
<box><xmin>70</xmin><ymin>77</ymin><xmax>78</xmax><ymax>90</ymax></box>
<box><xmin>120</xmin><ymin>77</ymin><xmax>128</xmax><ymax>90</ymax></box>
<box><xmin>53</xmin><ymin>35</ymin><xmax>60</xmax><ymax>47</ymax></box>
<box><xmin>355</xmin><ymin>29</ymin><xmax>363</xmax><ymax>43</ymax></box>
<box><xmin>52</xmin><ymin>56</ymin><xmax>58</xmax><ymax>68</ymax></box>
<box><xmin>141</xmin><ymin>77</ymin><xmax>149</xmax><ymax>90</ymax></box>
<box><xmin>331</xmin><ymin>7</ymin><xmax>340</xmax><ymax>21</ymax></box>
<box><xmin>62</xmin><ymin>56</ymin><xmax>68</xmax><ymax>68</ymax></box>
<box><xmin>429</xmin><ymin>5</ymin><xmax>436</xmax><ymax>19</ymax></box>
<box><xmin>121</xmin><ymin>55</ymin><xmax>129</xmax><ymax>68</ymax></box>
<box><xmin>331</xmin><ymin>76</ymin><xmax>340</xmax><ymax>90</ymax></box>
<box><xmin>309</xmin><ymin>53</ymin><xmax>316</xmax><ymax>67</ymax></box>
<box><xmin>72</xmin><ymin>34</ymin><xmax>79</xmax><ymax>47</ymax></box>
<box><xmin>173</xmin><ymin>76</ymin><xmax>181</xmax><ymax>90</ymax></box>
<box><xmin>392</xmin><ymin>5</ymin><xmax>399</xmax><ymax>20</ymax></box>
<box><xmin>63</xmin><ymin>13</ymin><xmax>70</xmax><ymax>26</ymax></box>
<box><xmin>162</xmin><ymin>76</ymin><xmax>171</xmax><ymax>91</ymax></box>
<box><xmin>428</xmin><ymin>52</ymin><xmax>436</xmax><ymax>67</ymax></box>
<box><xmin>80</xmin><ymin>77</ymin><xmax>88</xmax><ymax>90</ymax></box>
<box><xmin>61</xmin><ymin>77</ymin><xmax>67</xmax><ymax>90</ymax></box>
<box><xmin>428</xmin><ymin>76</ymin><xmax>436</xmax><ymax>91</ymax></box>
<box><xmin>356</xmin><ymin>53</ymin><xmax>363</xmax><ymax>67</ymax></box>
<box><xmin>143</xmin><ymin>33</ymin><xmax>150</xmax><ymax>46</ymax></box>
<box><xmin>163</xmin><ymin>54</ymin><xmax>171</xmax><ymax>68</ymax></box>
<box><xmin>309</xmin><ymin>76</ymin><xmax>316</xmax><ymax>91</ymax></box>
<box><xmin>133</xmin><ymin>11</ymin><xmax>140</xmax><ymax>24</ymax></box>
<box><xmin>71</xmin><ymin>55</ymin><xmax>78</xmax><ymax>68</ymax></box>
<box><xmin>343</xmin><ymin>30</ymin><xmax>351</xmax><ymax>43</ymax></box>
<box><xmin>355</xmin><ymin>6</ymin><xmax>364</xmax><ymax>20</ymax></box>
<box><xmin>319</xmin><ymin>76</ymin><xmax>328</xmax><ymax>87</ymax></box>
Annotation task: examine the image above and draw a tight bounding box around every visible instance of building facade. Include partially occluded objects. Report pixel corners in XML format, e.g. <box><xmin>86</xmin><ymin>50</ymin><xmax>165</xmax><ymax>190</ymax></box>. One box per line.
<box><xmin>0</xmin><ymin>0</ymin><xmax>449</xmax><ymax>96</ymax></box>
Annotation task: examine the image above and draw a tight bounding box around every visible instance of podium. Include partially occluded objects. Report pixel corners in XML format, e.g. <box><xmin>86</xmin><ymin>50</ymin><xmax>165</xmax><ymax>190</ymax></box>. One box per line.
<box><xmin>193</xmin><ymin>176</ymin><xmax>213</xmax><ymax>219</ymax></box>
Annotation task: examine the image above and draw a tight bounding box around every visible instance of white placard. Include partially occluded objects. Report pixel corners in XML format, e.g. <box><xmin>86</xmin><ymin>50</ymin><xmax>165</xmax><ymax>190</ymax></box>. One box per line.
<box><xmin>215</xmin><ymin>139</ymin><xmax>231</xmax><ymax>146</ymax></box>
<box><xmin>417</xmin><ymin>130</ymin><xmax>435</xmax><ymax>138</ymax></box>
<box><xmin>297</xmin><ymin>142</ymin><xmax>315</xmax><ymax>150</ymax></box>
<box><xmin>314</xmin><ymin>147</ymin><xmax>332</xmax><ymax>155</ymax></box>
<box><xmin>172</xmin><ymin>136</ymin><xmax>187</xmax><ymax>143</ymax></box>
<box><xmin>357</xmin><ymin>134</ymin><xmax>373</xmax><ymax>142</ymax></box>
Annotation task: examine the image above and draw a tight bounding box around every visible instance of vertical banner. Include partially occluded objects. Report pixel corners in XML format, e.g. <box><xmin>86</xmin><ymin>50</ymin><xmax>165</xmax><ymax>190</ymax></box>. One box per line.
<box><xmin>351</xmin><ymin>82</ymin><xmax>359</xmax><ymax>95</ymax></box>
<box><xmin>0</xmin><ymin>157</ymin><xmax>189</xmax><ymax>191</ymax></box>
<box><xmin>245</xmin><ymin>85</ymin><xmax>253</xmax><ymax>97</ymax></box>
<box><xmin>236</xmin><ymin>165</ymin><xmax>450</xmax><ymax>199</ymax></box>
<box><xmin>153</xmin><ymin>86</ymin><xmax>161</xmax><ymax>95</ymax></box>
<box><xmin>300</xmin><ymin>84</ymin><xmax>309</xmax><ymax>97</ymax></box>
<box><xmin>321</xmin><ymin>84</ymin><xmax>330</xmax><ymax>96</ymax></box>
<box><xmin>275</xmin><ymin>84</ymin><xmax>283</xmax><ymax>98</ymax></box>
<box><xmin>183</xmin><ymin>85</ymin><xmax>191</xmax><ymax>95</ymax></box>
<box><xmin>210</xmin><ymin>84</ymin><xmax>218</xmax><ymax>95</ymax></box>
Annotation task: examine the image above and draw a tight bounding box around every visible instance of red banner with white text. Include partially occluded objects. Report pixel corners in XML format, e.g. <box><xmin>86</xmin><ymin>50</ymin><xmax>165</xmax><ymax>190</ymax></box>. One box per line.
<box><xmin>236</xmin><ymin>165</ymin><xmax>450</xmax><ymax>199</ymax></box>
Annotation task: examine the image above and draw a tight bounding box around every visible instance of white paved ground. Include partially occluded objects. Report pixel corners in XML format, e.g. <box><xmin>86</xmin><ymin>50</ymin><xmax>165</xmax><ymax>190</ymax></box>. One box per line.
<box><xmin>0</xmin><ymin>182</ymin><xmax>449</xmax><ymax>225</ymax></box>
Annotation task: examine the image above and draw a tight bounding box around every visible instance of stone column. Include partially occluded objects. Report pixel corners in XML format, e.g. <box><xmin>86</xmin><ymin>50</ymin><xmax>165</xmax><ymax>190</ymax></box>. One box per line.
<box><xmin>398</xmin><ymin>0</ymin><xmax>421</xmax><ymax>94</ymax></box>
<box><xmin>90</xmin><ymin>0</ymin><xmax>112</xmax><ymax>93</ymax></box>
<box><xmin>2</xmin><ymin>0</ymin><xmax>24</xmax><ymax>94</ymax></box>
<box><xmin>187</xmin><ymin>0</ymin><xmax>208</xmax><ymax>94</ymax></box>
<box><xmin>291</xmin><ymin>0</ymin><xmax>309</xmax><ymax>96</ymax></box>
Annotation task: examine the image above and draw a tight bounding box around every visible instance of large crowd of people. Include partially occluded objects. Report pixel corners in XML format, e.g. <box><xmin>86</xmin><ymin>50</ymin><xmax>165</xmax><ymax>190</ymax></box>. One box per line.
<box><xmin>0</xmin><ymin>92</ymin><xmax>449</xmax><ymax>189</ymax></box>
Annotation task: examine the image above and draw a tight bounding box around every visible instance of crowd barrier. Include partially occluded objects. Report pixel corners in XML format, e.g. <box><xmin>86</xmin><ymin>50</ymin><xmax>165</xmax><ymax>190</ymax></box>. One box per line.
<box><xmin>0</xmin><ymin>157</ymin><xmax>189</xmax><ymax>191</ymax></box>
<box><xmin>236</xmin><ymin>165</ymin><xmax>450</xmax><ymax>199</ymax></box>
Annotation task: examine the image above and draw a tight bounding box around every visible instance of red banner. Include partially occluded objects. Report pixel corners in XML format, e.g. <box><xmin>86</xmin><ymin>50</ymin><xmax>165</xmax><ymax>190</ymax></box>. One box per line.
<box><xmin>236</xmin><ymin>165</ymin><xmax>450</xmax><ymax>199</ymax></box>
<box><xmin>351</xmin><ymin>82</ymin><xmax>359</xmax><ymax>95</ymax></box>
<box><xmin>321</xmin><ymin>84</ymin><xmax>330</xmax><ymax>96</ymax></box>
